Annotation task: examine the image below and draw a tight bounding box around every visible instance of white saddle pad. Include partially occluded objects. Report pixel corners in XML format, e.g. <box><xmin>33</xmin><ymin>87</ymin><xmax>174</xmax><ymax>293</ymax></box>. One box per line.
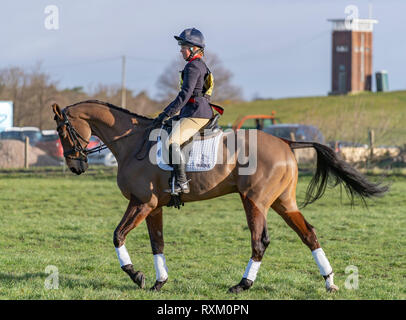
<box><xmin>156</xmin><ymin>132</ymin><xmax>223</xmax><ymax>172</ymax></box>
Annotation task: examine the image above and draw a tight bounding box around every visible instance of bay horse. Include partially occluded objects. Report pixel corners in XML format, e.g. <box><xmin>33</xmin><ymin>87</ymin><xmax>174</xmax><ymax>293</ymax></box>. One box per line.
<box><xmin>52</xmin><ymin>100</ymin><xmax>387</xmax><ymax>293</ymax></box>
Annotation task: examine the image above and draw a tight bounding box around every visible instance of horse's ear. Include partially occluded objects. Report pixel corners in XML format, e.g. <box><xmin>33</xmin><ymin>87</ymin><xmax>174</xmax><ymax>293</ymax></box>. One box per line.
<box><xmin>52</xmin><ymin>103</ymin><xmax>63</xmax><ymax>119</ymax></box>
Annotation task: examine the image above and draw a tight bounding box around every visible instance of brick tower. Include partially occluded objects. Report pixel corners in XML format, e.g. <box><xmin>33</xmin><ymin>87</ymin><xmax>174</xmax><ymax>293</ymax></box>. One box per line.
<box><xmin>328</xmin><ymin>18</ymin><xmax>378</xmax><ymax>94</ymax></box>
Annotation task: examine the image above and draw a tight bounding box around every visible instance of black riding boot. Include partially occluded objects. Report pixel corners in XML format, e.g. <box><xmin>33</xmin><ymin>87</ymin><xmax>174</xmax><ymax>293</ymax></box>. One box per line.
<box><xmin>166</xmin><ymin>143</ymin><xmax>190</xmax><ymax>194</ymax></box>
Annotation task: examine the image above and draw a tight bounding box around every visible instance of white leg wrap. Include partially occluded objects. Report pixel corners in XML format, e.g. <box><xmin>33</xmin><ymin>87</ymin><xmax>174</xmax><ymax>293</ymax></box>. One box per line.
<box><xmin>154</xmin><ymin>254</ymin><xmax>168</xmax><ymax>282</ymax></box>
<box><xmin>115</xmin><ymin>245</ymin><xmax>132</xmax><ymax>267</ymax></box>
<box><xmin>243</xmin><ymin>259</ymin><xmax>261</xmax><ymax>281</ymax></box>
<box><xmin>325</xmin><ymin>273</ymin><xmax>335</xmax><ymax>288</ymax></box>
<box><xmin>312</xmin><ymin>248</ymin><xmax>333</xmax><ymax>276</ymax></box>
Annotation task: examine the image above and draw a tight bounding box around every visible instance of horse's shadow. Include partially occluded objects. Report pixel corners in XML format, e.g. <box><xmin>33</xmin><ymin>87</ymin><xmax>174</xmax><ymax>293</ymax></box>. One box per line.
<box><xmin>59</xmin><ymin>275</ymin><xmax>137</xmax><ymax>291</ymax></box>
<box><xmin>0</xmin><ymin>272</ymin><xmax>277</xmax><ymax>295</ymax></box>
<box><xmin>0</xmin><ymin>272</ymin><xmax>137</xmax><ymax>291</ymax></box>
<box><xmin>0</xmin><ymin>272</ymin><xmax>45</xmax><ymax>281</ymax></box>
<box><xmin>216</xmin><ymin>282</ymin><xmax>276</xmax><ymax>295</ymax></box>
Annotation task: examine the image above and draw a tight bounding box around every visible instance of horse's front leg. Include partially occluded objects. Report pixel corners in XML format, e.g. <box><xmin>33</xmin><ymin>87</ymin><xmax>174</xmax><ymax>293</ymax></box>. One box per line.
<box><xmin>113</xmin><ymin>195</ymin><xmax>153</xmax><ymax>289</ymax></box>
<box><xmin>146</xmin><ymin>207</ymin><xmax>169</xmax><ymax>291</ymax></box>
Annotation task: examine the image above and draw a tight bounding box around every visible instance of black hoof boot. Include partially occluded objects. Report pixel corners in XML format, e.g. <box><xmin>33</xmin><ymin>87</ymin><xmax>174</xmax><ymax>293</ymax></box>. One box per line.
<box><xmin>121</xmin><ymin>264</ymin><xmax>145</xmax><ymax>289</ymax></box>
<box><xmin>150</xmin><ymin>278</ymin><xmax>168</xmax><ymax>292</ymax></box>
<box><xmin>228</xmin><ymin>278</ymin><xmax>253</xmax><ymax>293</ymax></box>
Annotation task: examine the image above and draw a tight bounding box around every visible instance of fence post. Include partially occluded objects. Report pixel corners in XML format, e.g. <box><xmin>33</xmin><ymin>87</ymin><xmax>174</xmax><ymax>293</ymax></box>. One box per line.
<box><xmin>368</xmin><ymin>129</ymin><xmax>375</xmax><ymax>161</ymax></box>
<box><xmin>25</xmin><ymin>136</ymin><xmax>29</xmax><ymax>169</ymax></box>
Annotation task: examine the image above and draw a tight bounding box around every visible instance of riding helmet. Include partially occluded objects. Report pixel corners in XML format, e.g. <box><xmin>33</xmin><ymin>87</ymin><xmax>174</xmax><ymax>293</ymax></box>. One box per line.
<box><xmin>174</xmin><ymin>28</ymin><xmax>205</xmax><ymax>48</ymax></box>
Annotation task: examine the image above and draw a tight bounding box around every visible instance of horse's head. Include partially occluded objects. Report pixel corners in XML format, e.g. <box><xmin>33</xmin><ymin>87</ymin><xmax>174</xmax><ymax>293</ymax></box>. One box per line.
<box><xmin>52</xmin><ymin>103</ymin><xmax>91</xmax><ymax>175</ymax></box>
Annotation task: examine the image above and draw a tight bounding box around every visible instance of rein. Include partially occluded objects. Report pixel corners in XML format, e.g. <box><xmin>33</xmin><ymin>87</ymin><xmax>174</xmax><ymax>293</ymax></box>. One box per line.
<box><xmin>58</xmin><ymin>109</ymin><xmax>139</xmax><ymax>160</ymax></box>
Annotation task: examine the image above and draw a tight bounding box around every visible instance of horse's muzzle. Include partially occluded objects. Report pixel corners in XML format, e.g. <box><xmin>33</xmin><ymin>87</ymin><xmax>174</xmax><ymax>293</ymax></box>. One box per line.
<box><xmin>68</xmin><ymin>158</ymin><xmax>88</xmax><ymax>175</ymax></box>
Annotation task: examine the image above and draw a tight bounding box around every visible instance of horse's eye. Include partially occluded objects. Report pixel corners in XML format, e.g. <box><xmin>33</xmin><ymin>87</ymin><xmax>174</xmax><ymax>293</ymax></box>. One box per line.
<box><xmin>57</xmin><ymin>126</ymin><xmax>66</xmax><ymax>138</ymax></box>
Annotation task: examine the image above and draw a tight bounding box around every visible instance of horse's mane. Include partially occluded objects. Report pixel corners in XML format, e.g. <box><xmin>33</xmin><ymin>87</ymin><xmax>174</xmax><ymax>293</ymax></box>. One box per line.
<box><xmin>65</xmin><ymin>100</ymin><xmax>153</xmax><ymax>121</ymax></box>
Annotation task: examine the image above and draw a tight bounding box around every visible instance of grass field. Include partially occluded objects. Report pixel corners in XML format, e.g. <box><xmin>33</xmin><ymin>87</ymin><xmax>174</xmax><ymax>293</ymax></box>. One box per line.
<box><xmin>0</xmin><ymin>169</ymin><xmax>405</xmax><ymax>300</ymax></box>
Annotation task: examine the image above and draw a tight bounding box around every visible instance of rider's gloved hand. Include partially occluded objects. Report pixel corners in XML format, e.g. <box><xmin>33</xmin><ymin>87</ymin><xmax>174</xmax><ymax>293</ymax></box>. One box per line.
<box><xmin>152</xmin><ymin>112</ymin><xmax>168</xmax><ymax>127</ymax></box>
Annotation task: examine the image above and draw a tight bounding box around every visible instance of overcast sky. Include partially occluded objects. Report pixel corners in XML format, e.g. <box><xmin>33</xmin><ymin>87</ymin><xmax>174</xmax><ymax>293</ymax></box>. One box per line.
<box><xmin>0</xmin><ymin>0</ymin><xmax>405</xmax><ymax>100</ymax></box>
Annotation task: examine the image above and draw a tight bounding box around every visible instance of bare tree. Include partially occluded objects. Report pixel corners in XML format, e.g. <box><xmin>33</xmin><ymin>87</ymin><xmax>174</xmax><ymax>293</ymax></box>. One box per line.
<box><xmin>90</xmin><ymin>84</ymin><xmax>161</xmax><ymax>116</ymax></box>
<box><xmin>0</xmin><ymin>64</ymin><xmax>60</xmax><ymax>129</ymax></box>
<box><xmin>156</xmin><ymin>51</ymin><xmax>243</xmax><ymax>103</ymax></box>
<box><xmin>28</xmin><ymin>63</ymin><xmax>58</xmax><ymax>129</ymax></box>
<box><xmin>0</xmin><ymin>64</ymin><xmax>161</xmax><ymax>130</ymax></box>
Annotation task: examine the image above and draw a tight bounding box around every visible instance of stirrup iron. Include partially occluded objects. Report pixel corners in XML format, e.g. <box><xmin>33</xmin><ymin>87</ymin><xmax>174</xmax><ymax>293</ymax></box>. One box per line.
<box><xmin>164</xmin><ymin>176</ymin><xmax>190</xmax><ymax>195</ymax></box>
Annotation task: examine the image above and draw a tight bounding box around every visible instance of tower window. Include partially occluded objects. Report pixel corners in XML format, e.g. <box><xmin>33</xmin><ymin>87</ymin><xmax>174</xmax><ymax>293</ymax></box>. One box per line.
<box><xmin>336</xmin><ymin>45</ymin><xmax>349</xmax><ymax>52</ymax></box>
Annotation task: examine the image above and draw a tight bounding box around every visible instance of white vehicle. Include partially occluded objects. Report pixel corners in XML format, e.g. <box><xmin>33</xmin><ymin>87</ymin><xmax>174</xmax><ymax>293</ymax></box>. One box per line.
<box><xmin>41</xmin><ymin>129</ymin><xmax>58</xmax><ymax>136</ymax></box>
<box><xmin>21</xmin><ymin>126</ymin><xmax>40</xmax><ymax>132</ymax></box>
<box><xmin>1</xmin><ymin>126</ymin><xmax>42</xmax><ymax>145</ymax></box>
<box><xmin>87</xmin><ymin>148</ymin><xmax>117</xmax><ymax>167</ymax></box>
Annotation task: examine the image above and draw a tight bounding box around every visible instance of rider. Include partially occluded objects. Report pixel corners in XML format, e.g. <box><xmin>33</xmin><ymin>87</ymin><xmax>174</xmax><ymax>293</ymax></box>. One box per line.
<box><xmin>153</xmin><ymin>28</ymin><xmax>214</xmax><ymax>194</ymax></box>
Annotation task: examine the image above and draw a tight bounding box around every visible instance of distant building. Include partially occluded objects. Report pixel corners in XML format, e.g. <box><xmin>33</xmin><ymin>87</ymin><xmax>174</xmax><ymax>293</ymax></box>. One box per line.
<box><xmin>328</xmin><ymin>18</ymin><xmax>378</xmax><ymax>95</ymax></box>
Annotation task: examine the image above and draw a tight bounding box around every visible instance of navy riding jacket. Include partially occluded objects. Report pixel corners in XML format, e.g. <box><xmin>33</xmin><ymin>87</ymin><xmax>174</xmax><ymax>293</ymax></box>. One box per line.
<box><xmin>163</xmin><ymin>58</ymin><xmax>214</xmax><ymax>119</ymax></box>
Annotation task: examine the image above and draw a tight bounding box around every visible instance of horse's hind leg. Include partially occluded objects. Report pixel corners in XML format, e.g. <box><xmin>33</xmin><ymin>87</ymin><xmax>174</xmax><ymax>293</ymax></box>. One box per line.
<box><xmin>146</xmin><ymin>207</ymin><xmax>169</xmax><ymax>292</ymax></box>
<box><xmin>113</xmin><ymin>195</ymin><xmax>153</xmax><ymax>289</ymax></box>
<box><xmin>271</xmin><ymin>187</ymin><xmax>339</xmax><ymax>292</ymax></box>
<box><xmin>229</xmin><ymin>193</ymin><xmax>270</xmax><ymax>293</ymax></box>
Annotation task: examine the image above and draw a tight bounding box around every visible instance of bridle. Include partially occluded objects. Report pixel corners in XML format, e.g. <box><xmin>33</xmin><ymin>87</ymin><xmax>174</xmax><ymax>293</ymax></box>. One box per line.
<box><xmin>57</xmin><ymin>110</ymin><xmax>90</xmax><ymax>161</ymax></box>
<box><xmin>57</xmin><ymin>109</ymin><xmax>137</xmax><ymax>162</ymax></box>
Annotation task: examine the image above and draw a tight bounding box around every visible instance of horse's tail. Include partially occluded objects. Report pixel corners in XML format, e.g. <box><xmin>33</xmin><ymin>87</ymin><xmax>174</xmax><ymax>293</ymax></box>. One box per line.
<box><xmin>283</xmin><ymin>139</ymin><xmax>388</xmax><ymax>207</ymax></box>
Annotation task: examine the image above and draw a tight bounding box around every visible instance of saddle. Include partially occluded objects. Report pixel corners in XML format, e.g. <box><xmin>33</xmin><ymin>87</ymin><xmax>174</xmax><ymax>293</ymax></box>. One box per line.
<box><xmin>160</xmin><ymin>114</ymin><xmax>222</xmax><ymax>209</ymax></box>
<box><xmin>157</xmin><ymin>114</ymin><xmax>223</xmax><ymax>170</ymax></box>
<box><xmin>135</xmin><ymin>114</ymin><xmax>221</xmax><ymax>161</ymax></box>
